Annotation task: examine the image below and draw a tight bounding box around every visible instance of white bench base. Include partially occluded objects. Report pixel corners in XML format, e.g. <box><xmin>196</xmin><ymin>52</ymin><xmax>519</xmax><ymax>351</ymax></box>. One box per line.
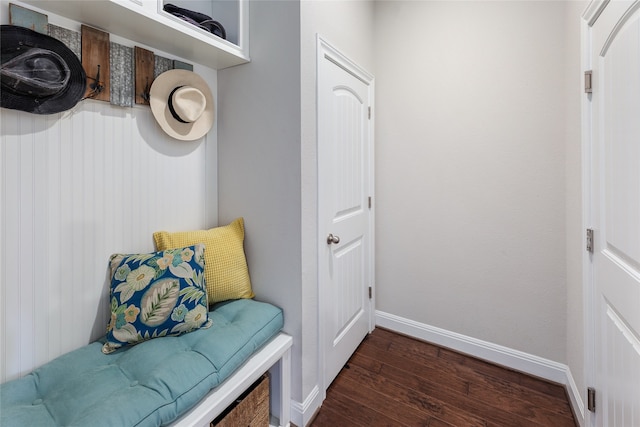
<box><xmin>169</xmin><ymin>332</ymin><xmax>292</xmax><ymax>427</ymax></box>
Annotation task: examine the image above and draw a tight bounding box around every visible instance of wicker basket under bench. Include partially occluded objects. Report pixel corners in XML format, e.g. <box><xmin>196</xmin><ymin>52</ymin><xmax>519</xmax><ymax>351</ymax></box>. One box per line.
<box><xmin>212</xmin><ymin>374</ymin><xmax>270</xmax><ymax>426</ymax></box>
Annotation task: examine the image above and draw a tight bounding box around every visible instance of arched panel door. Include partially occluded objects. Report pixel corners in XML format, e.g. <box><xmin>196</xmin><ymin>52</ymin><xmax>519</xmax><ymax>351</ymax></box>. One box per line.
<box><xmin>589</xmin><ymin>1</ymin><xmax>640</xmax><ymax>425</ymax></box>
<box><xmin>318</xmin><ymin>37</ymin><xmax>374</xmax><ymax>392</ymax></box>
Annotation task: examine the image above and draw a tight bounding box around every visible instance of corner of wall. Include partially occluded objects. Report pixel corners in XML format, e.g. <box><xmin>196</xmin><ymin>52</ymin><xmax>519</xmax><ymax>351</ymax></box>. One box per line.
<box><xmin>290</xmin><ymin>385</ymin><xmax>322</xmax><ymax>427</ymax></box>
<box><xmin>566</xmin><ymin>367</ymin><xmax>586</xmax><ymax>427</ymax></box>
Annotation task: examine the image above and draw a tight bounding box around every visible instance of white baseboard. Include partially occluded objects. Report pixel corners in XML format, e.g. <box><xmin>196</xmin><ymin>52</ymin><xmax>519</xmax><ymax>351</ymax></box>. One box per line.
<box><xmin>375</xmin><ymin>310</ymin><xmax>585</xmax><ymax>426</ymax></box>
<box><xmin>565</xmin><ymin>368</ymin><xmax>585</xmax><ymax>426</ymax></box>
<box><xmin>290</xmin><ymin>385</ymin><xmax>321</xmax><ymax>427</ymax></box>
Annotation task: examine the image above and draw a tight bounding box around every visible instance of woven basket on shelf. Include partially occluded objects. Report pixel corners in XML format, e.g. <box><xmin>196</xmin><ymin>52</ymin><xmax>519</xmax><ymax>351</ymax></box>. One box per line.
<box><xmin>211</xmin><ymin>374</ymin><xmax>270</xmax><ymax>427</ymax></box>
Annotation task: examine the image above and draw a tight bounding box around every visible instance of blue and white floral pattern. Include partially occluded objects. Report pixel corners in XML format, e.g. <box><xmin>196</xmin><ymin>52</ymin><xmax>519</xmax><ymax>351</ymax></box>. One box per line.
<box><xmin>102</xmin><ymin>243</ymin><xmax>212</xmax><ymax>354</ymax></box>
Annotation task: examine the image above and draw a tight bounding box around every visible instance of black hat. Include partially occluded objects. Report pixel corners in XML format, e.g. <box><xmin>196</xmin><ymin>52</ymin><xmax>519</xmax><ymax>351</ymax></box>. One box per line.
<box><xmin>1</xmin><ymin>25</ymin><xmax>86</xmax><ymax>114</ymax></box>
<box><xmin>163</xmin><ymin>4</ymin><xmax>226</xmax><ymax>39</ymax></box>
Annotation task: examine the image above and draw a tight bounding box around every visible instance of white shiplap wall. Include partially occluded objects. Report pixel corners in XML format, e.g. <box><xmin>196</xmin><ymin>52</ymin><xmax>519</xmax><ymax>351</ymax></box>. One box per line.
<box><xmin>0</xmin><ymin>97</ymin><xmax>217</xmax><ymax>382</ymax></box>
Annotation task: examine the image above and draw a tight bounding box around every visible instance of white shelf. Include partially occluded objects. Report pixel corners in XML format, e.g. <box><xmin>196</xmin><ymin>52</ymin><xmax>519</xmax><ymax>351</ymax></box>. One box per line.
<box><xmin>21</xmin><ymin>0</ymin><xmax>249</xmax><ymax>70</ymax></box>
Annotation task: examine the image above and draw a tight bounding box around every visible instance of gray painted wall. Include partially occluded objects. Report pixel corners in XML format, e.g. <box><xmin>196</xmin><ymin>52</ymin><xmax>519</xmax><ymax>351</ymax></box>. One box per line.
<box><xmin>374</xmin><ymin>0</ymin><xmax>568</xmax><ymax>362</ymax></box>
<box><xmin>217</xmin><ymin>0</ymin><xmax>303</xmax><ymax>401</ymax></box>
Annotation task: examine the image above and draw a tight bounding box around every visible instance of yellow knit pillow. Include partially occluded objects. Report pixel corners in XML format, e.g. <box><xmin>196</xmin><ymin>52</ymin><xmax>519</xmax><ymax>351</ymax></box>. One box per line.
<box><xmin>153</xmin><ymin>218</ymin><xmax>254</xmax><ymax>305</ymax></box>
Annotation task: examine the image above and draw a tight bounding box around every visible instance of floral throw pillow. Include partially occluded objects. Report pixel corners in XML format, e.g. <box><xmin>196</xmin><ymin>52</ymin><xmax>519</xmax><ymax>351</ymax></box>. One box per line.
<box><xmin>102</xmin><ymin>244</ymin><xmax>212</xmax><ymax>354</ymax></box>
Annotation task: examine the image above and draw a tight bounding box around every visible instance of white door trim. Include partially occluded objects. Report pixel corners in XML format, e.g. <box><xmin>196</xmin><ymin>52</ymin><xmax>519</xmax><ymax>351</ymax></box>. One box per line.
<box><xmin>581</xmin><ymin>3</ymin><xmax>599</xmax><ymax>427</ymax></box>
<box><xmin>316</xmin><ymin>34</ymin><xmax>375</xmax><ymax>403</ymax></box>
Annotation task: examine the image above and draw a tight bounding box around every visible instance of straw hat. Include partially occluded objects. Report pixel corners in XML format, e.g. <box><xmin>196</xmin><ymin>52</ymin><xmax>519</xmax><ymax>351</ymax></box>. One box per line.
<box><xmin>1</xmin><ymin>25</ymin><xmax>86</xmax><ymax>115</ymax></box>
<box><xmin>149</xmin><ymin>69</ymin><xmax>214</xmax><ymax>141</ymax></box>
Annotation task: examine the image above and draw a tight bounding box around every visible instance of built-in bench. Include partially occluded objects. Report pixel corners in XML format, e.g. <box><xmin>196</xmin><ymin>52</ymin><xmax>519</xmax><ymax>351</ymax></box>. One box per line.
<box><xmin>0</xmin><ymin>299</ymin><xmax>292</xmax><ymax>427</ymax></box>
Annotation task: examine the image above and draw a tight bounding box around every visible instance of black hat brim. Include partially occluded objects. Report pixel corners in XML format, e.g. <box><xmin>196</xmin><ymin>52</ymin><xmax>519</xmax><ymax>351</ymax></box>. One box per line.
<box><xmin>1</xmin><ymin>25</ymin><xmax>86</xmax><ymax>115</ymax></box>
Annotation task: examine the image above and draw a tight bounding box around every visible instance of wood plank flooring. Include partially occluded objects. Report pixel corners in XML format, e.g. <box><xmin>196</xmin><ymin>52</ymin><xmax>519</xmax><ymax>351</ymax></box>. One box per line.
<box><xmin>310</xmin><ymin>328</ymin><xmax>577</xmax><ymax>427</ymax></box>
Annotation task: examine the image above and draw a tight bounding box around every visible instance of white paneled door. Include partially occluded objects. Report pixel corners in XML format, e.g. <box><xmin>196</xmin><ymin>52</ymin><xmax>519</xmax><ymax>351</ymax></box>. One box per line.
<box><xmin>589</xmin><ymin>1</ymin><xmax>640</xmax><ymax>425</ymax></box>
<box><xmin>318</xmin><ymin>37</ymin><xmax>374</xmax><ymax>392</ymax></box>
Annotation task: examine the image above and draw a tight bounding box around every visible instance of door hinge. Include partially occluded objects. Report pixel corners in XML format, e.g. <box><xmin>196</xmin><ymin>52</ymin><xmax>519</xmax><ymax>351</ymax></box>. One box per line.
<box><xmin>368</xmin><ymin>196</ymin><xmax>372</xmax><ymax>209</ymax></box>
<box><xmin>587</xmin><ymin>387</ymin><xmax>596</xmax><ymax>412</ymax></box>
<box><xmin>586</xmin><ymin>228</ymin><xmax>594</xmax><ymax>253</ymax></box>
<box><xmin>585</xmin><ymin>70</ymin><xmax>593</xmax><ymax>93</ymax></box>
<box><xmin>368</xmin><ymin>106</ymin><xmax>371</xmax><ymax>119</ymax></box>
<box><xmin>368</xmin><ymin>286</ymin><xmax>372</xmax><ymax>299</ymax></box>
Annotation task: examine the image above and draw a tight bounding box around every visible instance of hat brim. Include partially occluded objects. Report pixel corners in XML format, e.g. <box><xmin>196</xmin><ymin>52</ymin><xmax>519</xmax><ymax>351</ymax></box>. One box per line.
<box><xmin>149</xmin><ymin>69</ymin><xmax>215</xmax><ymax>141</ymax></box>
<box><xmin>1</xmin><ymin>25</ymin><xmax>86</xmax><ymax>115</ymax></box>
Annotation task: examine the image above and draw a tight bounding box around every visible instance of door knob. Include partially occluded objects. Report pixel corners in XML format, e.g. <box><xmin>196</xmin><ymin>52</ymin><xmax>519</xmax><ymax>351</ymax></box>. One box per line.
<box><xmin>327</xmin><ymin>234</ymin><xmax>340</xmax><ymax>245</ymax></box>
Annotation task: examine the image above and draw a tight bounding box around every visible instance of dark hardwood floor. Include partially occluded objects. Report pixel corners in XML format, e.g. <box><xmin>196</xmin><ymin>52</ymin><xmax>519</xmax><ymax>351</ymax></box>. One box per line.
<box><xmin>310</xmin><ymin>328</ymin><xmax>577</xmax><ymax>427</ymax></box>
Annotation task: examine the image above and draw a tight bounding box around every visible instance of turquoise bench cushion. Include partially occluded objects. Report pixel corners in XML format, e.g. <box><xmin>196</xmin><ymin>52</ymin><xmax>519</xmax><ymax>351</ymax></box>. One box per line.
<box><xmin>0</xmin><ymin>299</ymin><xmax>283</xmax><ymax>427</ymax></box>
